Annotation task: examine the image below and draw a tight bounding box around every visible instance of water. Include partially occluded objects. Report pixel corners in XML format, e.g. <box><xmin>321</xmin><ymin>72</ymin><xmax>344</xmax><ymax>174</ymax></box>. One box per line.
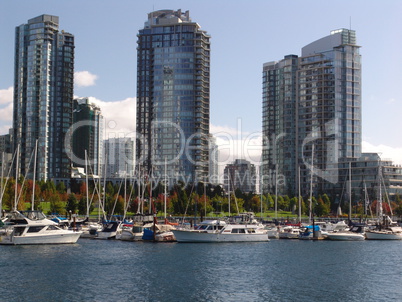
<box><xmin>1</xmin><ymin>239</ymin><xmax>402</xmax><ymax>302</ymax></box>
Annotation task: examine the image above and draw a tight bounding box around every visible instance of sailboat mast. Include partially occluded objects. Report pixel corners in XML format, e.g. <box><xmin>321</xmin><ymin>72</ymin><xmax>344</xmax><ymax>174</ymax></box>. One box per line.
<box><xmin>85</xmin><ymin>150</ymin><xmax>90</xmax><ymax>217</ymax></box>
<box><xmin>204</xmin><ymin>178</ymin><xmax>207</xmax><ymax>219</ymax></box>
<box><xmin>298</xmin><ymin>166</ymin><xmax>301</xmax><ymax>223</ymax></box>
<box><xmin>378</xmin><ymin>160</ymin><xmax>383</xmax><ymax>219</ymax></box>
<box><xmin>31</xmin><ymin>140</ymin><xmax>38</xmax><ymax>211</ymax></box>
<box><xmin>260</xmin><ymin>165</ymin><xmax>263</xmax><ymax>220</ymax></box>
<box><xmin>275</xmin><ymin>164</ymin><xmax>278</xmax><ymax>220</ymax></box>
<box><xmin>0</xmin><ymin>152</ymin><xmax>4</xmax><ymax>213</ymax></box>
<box><xmin>102</xmin><ymin>150</ymin><xmax>107</xmax><ymax>221</ymax></box>
<box><xmin>14</xmin><ymin>145</ymin><xmax>19</xmax><ymax>211</ymax></box>
<box><xmin>228</xmin><ymin>171</ymin><xmax>231</xmax><ymax>217</ymax></box>
<box><xmin>164</xmin><ymin>158</ymin><xmax>167</xmax><ymax>220</ymax></box>
<box><xmin>348</xmin><ymin>162</ymin><xmax>352</xmax><ymax>222</ymax></box>
<box><xmin>309</xmin><ymin>144</ymin><xmax>314</xmax><ymax>223</ymax></box>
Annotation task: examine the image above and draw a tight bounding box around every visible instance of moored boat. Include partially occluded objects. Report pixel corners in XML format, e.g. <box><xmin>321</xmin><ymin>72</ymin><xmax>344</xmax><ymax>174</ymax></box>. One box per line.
<box><xmin>0</xmin><ymin>210</ymin><xmax>82</xmax><ymax>245</ymax></box>
<box><xmin>326</xmin><ymin>225</ymin><xmax>366</xmax><ymax>241</ymax></box>
<box><xmin>172</xmin><ymin>220</ymin><xmax>269</xmax><ymax>243</ymax></box>
<box><xmin>142</xmin><ymin>223</ymin><xmax>176</xmax><ymax>242</ymax></box>
<box><xmin>298</xmin><ymin>225</ymin><xmax>325</xmax><ymax>240</ymax></box>
<box><xmin>96</xmin><ymin>221</ymin><xmax>122</xmax><ymax>239</ymax></box>
<box><xmin>365</xmin><ymin>226</ymin><xmax>402</xmax><ymax>240</ymax></box>
<box><xmin>365</xmin><ymin>216</ymin><xmax>402</xmax><ymax>240</ymax></box>
<box><xmin>278</xmin><ymin>225</ymin><xmax>300</xmax><ymax>239</ymax></box>
<box><xmin>119</xmin><ymin>224</ymin><xmax>145</xmax><ymax>241</ymax></box>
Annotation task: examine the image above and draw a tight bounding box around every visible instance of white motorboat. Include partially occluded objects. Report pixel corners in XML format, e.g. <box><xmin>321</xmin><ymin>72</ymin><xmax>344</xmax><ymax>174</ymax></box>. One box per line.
<box><xmin>172</xmin><ymin>220</ymin><xmax>269</xmax><ymax>243</ymax></box>
<box><xmin>0</xmin><ymin>210</ymin><xmax>82</xmax><ymax>245</ymax></box>
<box><xmin>327</xmin><ymin>232</ymin><xmax>365</xmax><ymax>241</ymax></box>
<box><xmin>326</xmin><ymin>224</ymin><xmax>366</xmax><ymax>241</ymax></box>
<box><xmin>278</xmin><ymin>226</ymin><xmax>300</xmax><ymax>239</ymax></box>
<box><xmin>327</xmin><ymin>225</ymin><xmax>366</xmax><ymax>241</ymax></box>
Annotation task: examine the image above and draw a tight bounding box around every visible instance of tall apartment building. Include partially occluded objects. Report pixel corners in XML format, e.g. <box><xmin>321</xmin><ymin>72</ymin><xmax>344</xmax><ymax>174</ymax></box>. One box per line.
<box><xmin>136</xmin><ymin>9</ymin><xmax>210</xmax><ymax>185</ymax></box>
<box><xmin>104</xmin><ymin>137</ymin><xmax>135</xmax><ymax>178</ymax></box>
<box><xmin>72</xmin><ymin>97</ymin><xmax>103</xmax><ymax>177</ymax></box>
<box><xmin>262</xmin><ymin>29</ymin><xmax>361</xmax><ymax>198</ymax></box>
<box><xmin>0</xmin><ymin>133</ymin><xmax>11</xmax><ymax>154</ymax></box>
<box><xmin>224</xmin><ymin>159</ymin><xmax>257</xmax><ymax>194</ymax></box>
<box><xmin>209</xmin><ymin>135</ymin><xmax>219</xmax><ymax>184</ymax></box>
<box><xmin>335</xmin><ymin>153</ymin><xmax>402</xmax><ymax>205</ymax></box>
<box><xmin>13</xmin><ymin>15</ymin><xmax>74</xmax><ymax>180</ymax></box>
<box><xmin>0</xmin><ymin>132</ymin><xmax>12</xmax><ymax>177</ymax></box>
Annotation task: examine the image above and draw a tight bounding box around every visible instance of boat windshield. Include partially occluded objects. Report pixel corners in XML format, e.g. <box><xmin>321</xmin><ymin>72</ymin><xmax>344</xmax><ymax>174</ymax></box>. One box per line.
<box><xmin>196</xmin><ymin>225</ymin><xmax>209</xmax><ymax>230</ymax></box>
<box><xmin>21</xmin><ymin>211</ymin><xmax>46</xmax><ymax>220</ymax></box>
<box><xmin>231</xmin><ymin>228</ymin><xmax>246</xmax><ymax>234</ymax></box>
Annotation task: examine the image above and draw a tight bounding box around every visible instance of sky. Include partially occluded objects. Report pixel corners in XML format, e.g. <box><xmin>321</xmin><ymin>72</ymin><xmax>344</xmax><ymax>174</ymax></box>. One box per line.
<box><xmin>1</xmin><ymin>0</ymin><xmax>402</xmax><ymax>169</ymax></box>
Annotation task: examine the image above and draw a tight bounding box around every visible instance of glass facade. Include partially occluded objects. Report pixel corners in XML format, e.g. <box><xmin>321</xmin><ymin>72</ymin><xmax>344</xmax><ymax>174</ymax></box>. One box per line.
<box><xmin>262</xmin><ymin>29</ymin><xmax>361</xmax><ymax>197</ymax></box>
<box><xmin>104</xmin><ymin>138</ymin><xmax>135</xmax><ymax>178</ymax></box>
<box><xmin>13</xmin><ymin>15</ymin><xmax>74</xmax><ymax>180</ymax></box>
<box><xmin>136</xmin><ymin>10</ymin><xmax>210</xmax><ymax>185</ymax></box>
<box><xmin>262</xmin><ymin>55</ymin><xmax>298</xmax><ymax>195</ymax></box>
<box><xmin>72</xmin><ymin>98</ymin><xmax>103</xmax><ymax>177</ymax></box>
<box><xmin>224</xmin><ymin>159</ymin><xmax>257</xmax><ymax>194</ymax></box>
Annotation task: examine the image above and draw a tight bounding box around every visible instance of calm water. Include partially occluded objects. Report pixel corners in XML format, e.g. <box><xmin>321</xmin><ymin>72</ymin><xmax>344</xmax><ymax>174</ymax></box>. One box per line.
<box><xmin>1</xmin><ymin>239</ymin><xmax>402</xmax><ymax>302</ymax></box>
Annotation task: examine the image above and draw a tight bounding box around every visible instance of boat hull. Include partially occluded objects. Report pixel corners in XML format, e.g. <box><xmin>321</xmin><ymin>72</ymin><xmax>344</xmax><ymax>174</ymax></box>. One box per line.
<box><xmin>279</xmin><ymin>233</ymin><xmax>300</xmax><ymax>239</ymax></box>
<box><xmin>119</xmin><ymin>230</ymin><xmax>143</xmax><ymax>241</ymax></box>
<box><xmin>0</xmin><ymin>231</ymin><xmax>82</xmax><ymax>245</ymax></box>
<box><xmin>172</xmin><ymin>229</ymin><xmax>269</xmax><ymax>243</ymax></box>
<box><xmin>365</xmin><ymin>231</ymin><xmax>402</xmax><ymax>240</ymax></box>
<box><xmin>326</xmin><ymin>233</ymin><xmax>365</xmax><ymax>241</ymax></box>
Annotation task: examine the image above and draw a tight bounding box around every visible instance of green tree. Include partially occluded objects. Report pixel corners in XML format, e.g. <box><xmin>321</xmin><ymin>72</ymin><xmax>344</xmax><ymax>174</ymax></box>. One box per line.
<box><xmin>248</xmin><ymin>195</ymin><xmax>262</xmax><ymax>213</ymax></box>
<box><xmin>314</xmin><ymin>197</ymin><xmax>330</xmax><ymax>217</ymax></box>
<box><xmin>106</xmin><ymin>182</ymin><xmax>115</xmax><ymax>196</ymax></box>
<box><xmin>56</xmin><ymin>182</ymin><xmax>66</xmax><ymax>194</ymax></box>
<box><xmin>289</xmin><ymin>197</ymin><xmax>298</xmax><ymax>214</ymax></box>
<box><xmin>266</xmin><ymin>194</ymin><xmax>274</xmax><ymax>209</ymax></box>
<box><xmin>66</xmin><ymin>193</ymin><xmax>79</xmax><ymax>214</ymax></box>
<box><xmin>277</xmin><ymin>195</ymin><xmax>284</xmax><ymax>210</ymax></box>
<box><xmin>49</xmin><ymin>193</ymin><xmax>64</xmax><ymax>215</ymax></box>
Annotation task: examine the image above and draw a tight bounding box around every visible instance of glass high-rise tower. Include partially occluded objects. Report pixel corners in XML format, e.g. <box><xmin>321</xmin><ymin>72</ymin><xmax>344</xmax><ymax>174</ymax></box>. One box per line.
<box><xmin>262</xmin><ymin>29</ymin><xmax>361</xmax><ymax>197</ymax></box>
<box><xmin>72</xmin><ymin>97</ymin><xmax>103</xmax><ymax>177</ymax></box>
<box><xmin>13</xmin><ymin>15</ymin><xmax>74</xmax><ymax>181</ymax></box>
<box><xmin>136</xmin><ymin>10</ymin><xmax>210</xmax><ymax>185</ymax></box>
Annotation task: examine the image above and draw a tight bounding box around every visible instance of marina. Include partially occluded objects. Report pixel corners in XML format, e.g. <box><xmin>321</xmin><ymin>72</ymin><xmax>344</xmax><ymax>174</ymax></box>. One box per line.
<box><xmin>1</xmin><ymin>238</ymin><xmax>402</xmax><ymax>301</ymax></box>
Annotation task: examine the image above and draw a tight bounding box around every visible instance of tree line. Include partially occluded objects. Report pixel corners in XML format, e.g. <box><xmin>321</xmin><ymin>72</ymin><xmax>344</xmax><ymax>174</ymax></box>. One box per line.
<box><xmin>1</xmin><ymin>177</ymin><xmax>402</xmax><ymax>218</ymax></box>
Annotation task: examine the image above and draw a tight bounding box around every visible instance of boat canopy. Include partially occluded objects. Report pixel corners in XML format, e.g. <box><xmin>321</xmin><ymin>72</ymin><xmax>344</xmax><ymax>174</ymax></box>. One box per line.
<box><xmin>304</xmin><ymin>225</ymin><xmax>320</xmax><ymax>231</ymax></box>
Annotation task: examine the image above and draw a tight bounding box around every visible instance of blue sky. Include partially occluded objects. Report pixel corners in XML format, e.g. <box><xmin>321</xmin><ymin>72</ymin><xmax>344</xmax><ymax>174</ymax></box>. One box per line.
<box><xmin>1</xmin><ymin>0</ymin><xmax>402</xmax><ymax>166</ymax></box>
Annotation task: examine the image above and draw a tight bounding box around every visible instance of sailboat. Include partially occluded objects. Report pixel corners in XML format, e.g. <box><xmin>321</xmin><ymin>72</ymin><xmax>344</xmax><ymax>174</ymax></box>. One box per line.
<box><xmin>327</xmin><ymin>162</ymin><xmax>365</xmax><ymax>241</ymax></box>
<box><xmin>141</xmin><ymin>160</ymin><xmax>177</xmax><ymax>242</ymax></box>
<box><xmin>365</xmin><ymin>161</ymin><xmax>402</xmax><ymax>240</ymax></box>
<box><xmin>172</xmin><ymin>213</ymin><xmax>269</xmax><ymax>243</ymax></box>
<box><xmin>172</xmin><ymin>173</ymin><xmax>268</xmax><ymax>243</ymax></box>
<box><xmin>0</xmin><ymin>143</ymin><xmax>82</xmax><ymax>245</ymax></box>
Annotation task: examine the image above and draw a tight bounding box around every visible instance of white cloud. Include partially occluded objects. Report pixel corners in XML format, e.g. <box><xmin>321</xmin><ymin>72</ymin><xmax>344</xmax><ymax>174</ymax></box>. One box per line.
<box><xmin>362</xmin><ymin>141</ymin><xmax>402</xmax><ymax>165</ymax></box>
<box><xmin>87</xmin><ymin>96</ymin><xmax>136</xmax><ymax>138</ymax></box>
<box><xmin>211</xmin><ymin>124</ymin><xmax>263</xmax><ymax>174</ymax></box>
<box><xmin>74</xmin><ymin>71</ymin><xmax>98</xmax><ymax>87</ymax></box>
<box><xmin>0</xmin><ymin>102</ymin><xmax>13</xmax><ymax>123</ymax></box>
<box><xmin>0</xmin><ymin>87</ymin><xmax>13</xmax><ymax>134</ymax></box>
<box><xmin>0</xmin><ymin>87</ymin><xmax>13</xmax><ymax>105</ymax></box>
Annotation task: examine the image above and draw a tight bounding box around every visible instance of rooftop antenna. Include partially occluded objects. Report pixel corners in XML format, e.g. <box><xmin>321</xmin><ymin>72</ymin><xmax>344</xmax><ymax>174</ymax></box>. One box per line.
<box><xmin>349</xmin><ymin>16</ymin><xmax>352</xmax><ymax>30</ymax></box>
